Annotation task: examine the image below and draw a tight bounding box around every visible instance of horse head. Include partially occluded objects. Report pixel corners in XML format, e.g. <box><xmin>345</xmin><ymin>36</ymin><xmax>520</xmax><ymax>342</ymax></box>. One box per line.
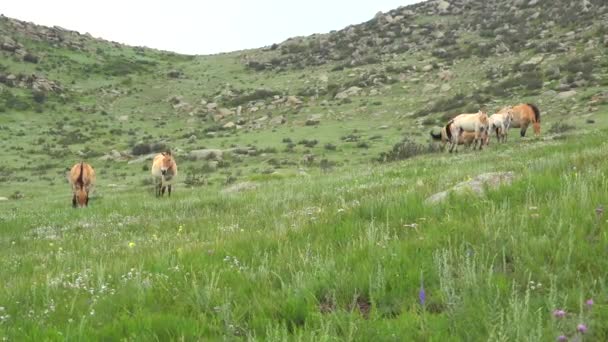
<box><xmin>73</xmin><ymin>186</ymin><xmax>89</xmax><ymax>208</ymax></box>
<box><xmin>159</xmin><ymin>151</ymin><xmax>175</xmax><ymax>176</ymax></box>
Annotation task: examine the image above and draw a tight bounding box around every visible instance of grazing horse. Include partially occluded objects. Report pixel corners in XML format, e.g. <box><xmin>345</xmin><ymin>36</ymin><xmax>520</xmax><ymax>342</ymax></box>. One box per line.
<box><xmin>431</xmin><ymin>127</ymin><xmax>486</xmax><ymax>150</ymax></box>
<box><xmin>151</xmin><ymin>151</ymin><xmax>177</xmax><ymax>197</ymax></box>
<box><xmin>489</xmin><ymin>107</ymin><xmax>514</xmax><ymax>143</ymax></box>
<box><xmin>69</xmin><ymin>162</ymin><xmax>96</xmax><ymax>208</ymax></box>
<box><xmin>499</xmin><ymin>103</ymin><xmax>541</xmax><ymax>137</ymax></box>
<box><xmin>445</xmin><ymin>110</ymin><xmax>489</xmax><ymax>152</ymax></box>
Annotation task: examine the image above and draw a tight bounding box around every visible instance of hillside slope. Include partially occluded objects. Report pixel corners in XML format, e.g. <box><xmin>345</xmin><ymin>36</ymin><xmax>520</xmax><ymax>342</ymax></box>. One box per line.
<box><xmin>1</xmin><ymin>0</ymin><xmax>608</xmax><ymax>191</ymax></box>
<box><xmin>2</xmin><ymin>0</ymin><xmax>608</xmax><ymax>340</ymax></box>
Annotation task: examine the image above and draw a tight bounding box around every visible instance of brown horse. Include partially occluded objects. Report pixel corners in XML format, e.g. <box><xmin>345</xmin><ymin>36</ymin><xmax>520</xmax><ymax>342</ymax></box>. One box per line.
<box><xmin>69</xmin><ymin>162</ymin><xmax>96</xmax><ymax>208</ymax></box>
<box><xmin>499</xmin><ymin>103</ymin><xmax>540</xmax><ymax>137</ymax></box>
<box><xmin>151</xmin><ymin>151</ymin><xmax>177</xmax><ymax>197</ymax></box>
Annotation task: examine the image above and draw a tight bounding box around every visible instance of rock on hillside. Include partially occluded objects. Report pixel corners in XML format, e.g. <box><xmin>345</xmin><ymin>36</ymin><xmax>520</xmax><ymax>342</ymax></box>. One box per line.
<box><xmin>426</xmin><ymin>171</ymin><xmax>516</xmax><ymax>204</ymax></box>
<box><xmin>243</xmin><ymin>0</ymin><xmax>607</xmax><ymax>71</ymax></box>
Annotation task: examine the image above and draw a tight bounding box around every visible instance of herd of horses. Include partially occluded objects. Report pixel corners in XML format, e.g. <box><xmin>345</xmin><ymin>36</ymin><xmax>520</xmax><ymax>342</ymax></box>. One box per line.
<box><xmin>67</xmin><ymin>103</ymin><xmax>540</xmax><ymax>208</ymax></box>
<box><xmin>430</xmin><ymin>103</ymin><xmax>541</xmax><ymax>153</ymax></box>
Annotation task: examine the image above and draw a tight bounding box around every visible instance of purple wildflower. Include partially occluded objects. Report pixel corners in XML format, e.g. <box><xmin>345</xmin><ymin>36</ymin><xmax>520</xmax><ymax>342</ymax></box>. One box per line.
<box><xmin>419</xmin><ymin>272</ymin><xmax>426</xmax><ymax>306</ymax></box>
<box><xmin>556</xmin><ymin>335</ymin><xmax>567</xmax><ymax>342</ymax></box>
<box><xmin>419</xmin><ymin>286</ymin><xmax>426</xmax><ymax>306</ymax></box>
<box><xmin>577</xmin><ymin>324</ymin><xmax>587</xmax><ymax>334</ymax></box>
<box><xmin>553</xmin><ymin>309</ymin><xmax>566</xmax><ymax>318</ymax></box>
<box><xmin>585</xmin><ymin>299</ymin><xmax>593</xmax><ymax>307</ymax></box>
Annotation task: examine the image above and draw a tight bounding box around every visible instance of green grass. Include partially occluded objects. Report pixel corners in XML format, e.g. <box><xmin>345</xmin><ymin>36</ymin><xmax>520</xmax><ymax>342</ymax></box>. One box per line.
<box><xmin>2</xmin><ymin>3</ymin><xmax>608</xmax><ymax>339</ymax></box>
<box><xmin>2</xmin><ymin>130</ymin><xmax>608</xmax><ymax>340</ymax></box>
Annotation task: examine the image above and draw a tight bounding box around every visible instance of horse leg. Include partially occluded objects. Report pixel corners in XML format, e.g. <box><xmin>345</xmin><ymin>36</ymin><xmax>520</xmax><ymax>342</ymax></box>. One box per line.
<box><xmin>520</xmin><ymin>122</ymin><xmax>529</xmax><ymax>137</ymax></box>
<box><xmin>168</xmin><ymin>185</ymin><xmax>172</xmax><ymax>197</ymax></box>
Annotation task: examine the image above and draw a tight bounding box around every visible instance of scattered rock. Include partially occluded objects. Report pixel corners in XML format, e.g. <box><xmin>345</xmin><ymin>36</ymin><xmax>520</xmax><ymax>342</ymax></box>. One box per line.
<box><xmin>436</xmin><ymin>0</ymin><xmax>450</xmax><ymax>12</ymax></box>
<box><xmin>217</xmin><ymin>108</ymin><xmax>233</xmax><ymax>116</ymax></box>
<box><xmin>189</xmin><ymin>149</ymin><xmax>223</xmax><ymax>160</ymax></box>
<box><xmin>306</xmin><ymin>118</ymin><xmax>320</xmax><ymax>126</ymax></box>
<box><xmin>423</xmin><ymin>83</ymin><xmax>438</xmax><ymax>92</ymax></box>
<box><xmin>520</xmin><ymin>55</ymin><xmax>544</xmax><ymax>70</ymax></box>
<box><xmin>270</xmin><ymin>115</ymin><xmax>286</xmax><ymax>125</ymax></box>
<box><xmin>335</xmin><ymin>86</ymin><xmax>362</xmax><ymax>99</ymax></box>
<box><xmin>223</xmin><ymin>122</ymin><xmax>236</xmax><ymax>129</ymax></box>
<box><xmin>286</xmin><ymin>95</ymin><xmax>303</xmax><ymax>106</ymax></box>
<box><xmin>305</xmin><ymin>114</ymin><xmax>322</xmax><ymax>126</ymax></box>
<box><xmin>557</xmin><ymin>90</ymin><xmax>577</xmax><ymax>99</ymax></box>
<box><xmin>542</xmin><ymin>90</ymin><xmax>557</xmax><ymax>97</ymax></box>
<box><xmin>127</xmin><ymin>153</ymin><xmax>157</xmax><ymax>164</ymax></box>
<box><xmin>221</xmin><ymin>181</ymin><xmax>258</xmax><ymax>194</ymax></box>
<box><xmin>167</xmin><ymin>70</ymin><xmax>183</xmax><ymax>78</ymax></box>
<box><xmin>0</xmin><ymin>197</ymin><xmax>8</xmax><ymax>201</ymax></box>
<box><xmin>422</xmin><ymin>65</ymin><xmax>434</xmax><ymax>72</ymax></box>
<box><xmin>438</xmin><ymin>70</ymin><xmax>454</xmax><ymax>81</ymax></box>
<box><xmin>426</xmin><ymin>172</ymin><xmax>516</xmax><ymax>204</ymax></box>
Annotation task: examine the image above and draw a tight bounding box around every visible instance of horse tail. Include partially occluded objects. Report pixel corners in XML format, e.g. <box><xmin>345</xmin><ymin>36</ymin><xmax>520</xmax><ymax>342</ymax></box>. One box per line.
<box><xmin>430</xmin><ymin>130</ymin><xmax>442</xmax><ymax>141</ymax></box>
<box><xmin>445</xmin><ymin>121</ymin><xmax>453</xmax><ymax>140</ymax></box>
<box><xmin>527</xmin><ymin>103</ymin><xmax>540</xmax><ymax>123</ymax></box>
<box><xmin>77</xmin><ymin>162</ymin><xmax>84</xmax><ymax>187</ymax></box>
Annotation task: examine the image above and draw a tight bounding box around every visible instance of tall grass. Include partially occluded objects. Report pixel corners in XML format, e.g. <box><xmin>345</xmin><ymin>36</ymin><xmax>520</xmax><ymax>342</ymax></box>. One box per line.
<box><xmin>1</xmin><ymin>131</ymin><xmax>608</xmax><ymax>340</ymax></box>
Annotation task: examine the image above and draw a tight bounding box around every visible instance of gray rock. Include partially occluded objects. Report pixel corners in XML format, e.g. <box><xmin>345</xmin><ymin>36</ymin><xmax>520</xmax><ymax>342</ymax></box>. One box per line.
<box><xmin>335</xmin><ymin>86</ymin><xmax>362</xmax><ymax>99</ymax></box>
<box><xmin>223</xmin><ymin>122</ymin><xmax>236</xmax><ymax>129</ymax></box>
<box><xmin>426</xmin><ymin>172</ymin><xmax>516</xmax><ymax>204</ymax></box>
<box><xmin>221</xmin><ymin>181</ymin><xmax>258</xmax><ymax>194</ymax></box>
<box><xmin>270</xmin><ymin>115</ymin><xmax>286</xmax><ymax>125</ymax></box>
<box><xmin>287</xmin><ymin>96</ymin><xmax>303</xmax><ymax>106</ymax></box>
<box><xmin>189</xmin><ymin>149</ymin><xmax>223</xmax><ymax>160</ymax></box>
<box><xmin>557</xmin><ymin>90</ymin><xmax>577</xmax><ymax>99</ymax></box>
<box><xmin>127</xmin><ymin>153</ymin><xmax>157</xmax><ymax>164</ymax></box>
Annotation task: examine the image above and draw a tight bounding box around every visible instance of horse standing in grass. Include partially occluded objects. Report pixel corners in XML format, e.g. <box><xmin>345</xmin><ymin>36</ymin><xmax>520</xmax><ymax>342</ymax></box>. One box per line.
<box><xmin>488</xmin><ymin>107</ymin><xmax>514</xmax><ymax>143</ymax></box>
<box><xmin>500</xmin><ymin>103</ymin><xmax>541</xmax><ymax>137</ymax></box>
<box><xmin>69</xmin><ymin>162</ymin><xmax>96</xmax><ymax>208</ymax></box>
<box><xmin>445</xmin><ymin>110</ymin><xmax>489</xmax><ymax>153</ymax></box>
<box><xmin>430</xmin><ymin>127</ymin><xmax>486</xmax><ymax>150</ymax></box>
<box><xmin>151</xmin><ymin>151</ymin><xmax>177</xmax><ymax>197</ymax></box>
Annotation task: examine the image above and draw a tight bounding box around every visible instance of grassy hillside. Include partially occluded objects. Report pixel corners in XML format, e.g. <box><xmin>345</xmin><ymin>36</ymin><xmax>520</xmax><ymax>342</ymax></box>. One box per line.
<box><xmin>1</xmin><ymin>0</ymin><xmax>608</xmax><ymax>339</ymax></box>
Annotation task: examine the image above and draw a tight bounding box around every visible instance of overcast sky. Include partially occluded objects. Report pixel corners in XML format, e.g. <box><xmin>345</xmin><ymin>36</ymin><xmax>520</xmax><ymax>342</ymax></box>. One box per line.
<box><xmin>2</xmin><ymin>0</ymin><xmax>422</xmax><ymax>55</ymax></box>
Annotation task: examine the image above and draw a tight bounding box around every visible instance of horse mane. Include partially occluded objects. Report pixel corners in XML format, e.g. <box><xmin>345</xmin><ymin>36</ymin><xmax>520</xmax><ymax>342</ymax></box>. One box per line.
<box><xmin>527</xmin><ymin>103</ymin><xmax>540</xmax><ymax>123</ymax></box>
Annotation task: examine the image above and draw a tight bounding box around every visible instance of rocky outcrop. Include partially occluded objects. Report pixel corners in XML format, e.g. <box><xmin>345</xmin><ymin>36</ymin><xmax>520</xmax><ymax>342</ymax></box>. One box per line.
<box><xmin>426</xmin><ymin>172</ymin><xmax>516</xmax><ymax>204</ymax></box>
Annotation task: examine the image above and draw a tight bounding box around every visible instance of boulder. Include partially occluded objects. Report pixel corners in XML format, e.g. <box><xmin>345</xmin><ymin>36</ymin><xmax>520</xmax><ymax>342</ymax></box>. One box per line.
<box><xmin>270</xmin><ymin>115</ymin><xmax>286</xmax><ymax>125</ymax></box>
<box><xmin>426</xmin><ymin>172</ymin><xmax>516</xmax><ymax>204</ymax></box>
<box><xmin>436</xmin><ymin>0</ymin><xmax>450</xmax><ymax>12</ymax></box>
<box><xmin>335</xmin><ymin>86</ymin><xmax>362</xmax><ymax>99</ymax></box>
<box><xmin>287</xmin><ymin>95</ymin><xmax>303</xmax><ymax>106</ymax></box>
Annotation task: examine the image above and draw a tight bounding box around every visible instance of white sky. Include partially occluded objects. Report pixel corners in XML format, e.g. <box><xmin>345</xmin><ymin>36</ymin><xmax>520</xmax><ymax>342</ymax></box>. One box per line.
<box><xmin>1</xmin><ymin>0</ymin><xmax>422</xmax><ymax>55</ymax></box>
